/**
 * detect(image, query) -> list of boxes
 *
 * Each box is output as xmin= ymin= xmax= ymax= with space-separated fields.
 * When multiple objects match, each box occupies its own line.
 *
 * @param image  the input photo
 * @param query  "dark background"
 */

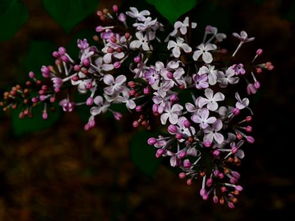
xmin=0 ymin=0 xmax=294 ymax=220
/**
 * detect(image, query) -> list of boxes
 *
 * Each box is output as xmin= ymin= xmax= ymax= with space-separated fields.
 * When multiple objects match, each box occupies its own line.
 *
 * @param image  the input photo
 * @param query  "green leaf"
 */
xmin=42 ymin=0 xmax=100 ymax=32
xmin=11 ymin=105 xmax=61 ymax=136
xmin=22 ymin=41 xmax=56 ymax=78
xmin=286 ymin=1 xmax=295 ymax=22
xmin=0 ymin=0 xmax=28 ymax=41
xmin=130 ymin=130 xmax=161 ymax=177
xmin=146 ymin=0 xmax=197 ymax=23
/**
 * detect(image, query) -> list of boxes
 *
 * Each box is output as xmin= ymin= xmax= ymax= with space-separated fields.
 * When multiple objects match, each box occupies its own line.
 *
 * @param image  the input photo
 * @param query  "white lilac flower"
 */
xmin=130 ymin=32 xmax=150 ymax=51
xmin=232 ymin=31 xmax=255 ymax=43
xmin=205 ymin=25 xmax=227 ymax=42
xmin=133 ymin=17 xmax=158 ymax=31
xmin=170 ymin=17 xmax=197 ymax=36
xmin=198 ymin=88 xmax=225 ymax=111
xmin=217 ymin=67 xmax=239 ymax=87
xmin=94 ymin=57 xmax=114 ymax=72
xmin=126 ymin=7 xmax=150 ymax=21
xmin=152 ymin=90 xmax=168 ymax=114
xmin=160 ymin=103 xmax=183 ymax=125
xmin=90 ymin=96 xmax=110 ymax=116
xmin=204 ymin=119 xmax=224 ymax=144
xmin=193 ymin=43 xmax=217 ymax=63
xmin=235 ymin=92 xmax=249 ymax=110
xmin=116 ymin=89 xmax=136 ymax=109
xmin=197 ymin=65 xmax=218 ymax=85
xmin=71 ymin=72 xmax=95 ymax=94
xmin=103 ymin=74 xmax=126 ymax=95
xmin=191 ymin=108 xmax=216 ymax=129
xmin=169 ymin=116 xmax=196 ymax=137
xmin=167 ymin=37 xmax=192 ymax=58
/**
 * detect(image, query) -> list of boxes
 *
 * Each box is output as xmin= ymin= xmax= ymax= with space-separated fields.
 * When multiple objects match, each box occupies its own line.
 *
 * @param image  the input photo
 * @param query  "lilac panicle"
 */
xmin=0 ymin=5 xmax=274 ymax=208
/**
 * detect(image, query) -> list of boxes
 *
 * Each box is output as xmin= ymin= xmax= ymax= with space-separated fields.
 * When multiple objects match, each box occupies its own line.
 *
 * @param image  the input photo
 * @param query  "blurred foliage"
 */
xmin=0 ymin=0 xmax=28 ymax=41
xmin=0 ymin=0 xmax=294 ymax=220
xmin=146 ymin=0 xmax=198 ymax=23
xmin=42 ymin=0 xmax=100 ymax=32
xmin=130 ymin=131 xmax=161 ymax=177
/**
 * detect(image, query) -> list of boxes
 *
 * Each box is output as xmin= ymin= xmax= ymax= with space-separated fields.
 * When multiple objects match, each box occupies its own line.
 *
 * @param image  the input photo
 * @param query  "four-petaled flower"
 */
xmin=126 ymin=7 xmax=150 ymax=21
xmin=160 ymin=104 xmax=183 ymax=125
xmin=90 ymin=96 xmax=110 ymax=116
xmin=103 ymin=74 xmax=126 ymax=95
xmin=235 ymin=92 xmax=249 ymax=110
xmin=204 ymin=119 xmax=224 ymax=144
xmin=168 ymin=37 xmax=192 ymax=58
xmin=233 ymin=31 xmax=255 ymax=43
xmin=191 ymin=108 xmax=216 ymax=129
xmin=193 ymin=43 xmax=217 ymax=63
xmin=198 ymin=88 xmax=225 ymax=111
xmin=130 ymin=32 xmax=150 ymax=51
xmin=170 ymin=17 xmax=197 ymax=36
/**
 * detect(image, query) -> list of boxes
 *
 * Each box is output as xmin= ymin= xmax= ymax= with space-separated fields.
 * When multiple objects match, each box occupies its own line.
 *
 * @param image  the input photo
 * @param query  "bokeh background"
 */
xmin=0 ymin=0 xmax=294 ymax=220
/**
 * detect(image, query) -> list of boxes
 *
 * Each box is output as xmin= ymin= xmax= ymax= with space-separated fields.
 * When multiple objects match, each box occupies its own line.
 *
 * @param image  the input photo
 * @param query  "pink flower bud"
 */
xmin=245 ymin=126 xmax=252 ymax=132
xmin=232 ymin=108 xmax=240 ymax=115
xmin=167 ymin=71 xmax=173 ymax=79
xmin=147 ymin=137 xmax=157 ymax=145
xmin=235 ymin=185 xmax=243 ymax=191
xmin=183 ymin=120 xmax=191 ymax=128
xmin=86 ymin=97 xmax=94 ymax=106
xmin=206 ymin=178 xmax=213 ymax=187
xmin=169 ymin=94 xmax=178 ymax=103
xmin=246 ymin=136 xmax=255 ymax=143
xmin=203 ymin=141 xmax=212 ymax=147
xmin=168 ymin=124 xmax=177 ymax=134
xmin=228 ymin=202 xmax=235 ymax=209
xmin=155 ymin=148 xmax=165 ymax=158
xmin=143 ymin=87 xmax=150 ymax=94
xmin=183 ymin=159 xmax=191 ymax=168
xmin=200 ymin=188 xmax=206 ymax=197
xmin=175 ymin=133 xmax=183 ymax=140
xmin=186 ymin=179 xmax=193 ymax=185
xmin=178 ymin=172 xmax=186 ymax=179
xmin=74 ymin=65 xmax=80 ymax=71
xmin=132 ymin=121 xmax=139 ymax=128
xmin=213 ymin=196 xmax=219 ymax=204
xmin=96 ymin=26 xmax=104 ymax=32
xmin=256 ymin=48 xmax=263 ymax=55
xmin=28 ymin=71 xmax=35 ymax=79
xmin=114 ymin=61 xmax=121 ymax=69
xmin=42 ymin=111 xmax=48 ymax=120
xmin=112 ymin=4 xmax=119 ymax=12
xmin=133 ymin=56 xmax=141 ymax=63
xmin=254 ymin=81 xmax=260 ymax=89
xmin=118 ymin=13 xmax=126 ymax=22
xmin=135 ymin=105 xmax=142 ymax=112
xmin=213 ymin=150 xmax=220 ymax=157
xmin=178 ymin=150 xmax=187 ymax=159
xmin=113 ymin=112 xmax=122 ymax=120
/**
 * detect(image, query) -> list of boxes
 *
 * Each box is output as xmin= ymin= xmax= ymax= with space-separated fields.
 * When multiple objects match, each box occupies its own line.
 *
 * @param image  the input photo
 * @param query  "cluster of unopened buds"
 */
xmin=0 ymin=6 xmax=274 ymax=208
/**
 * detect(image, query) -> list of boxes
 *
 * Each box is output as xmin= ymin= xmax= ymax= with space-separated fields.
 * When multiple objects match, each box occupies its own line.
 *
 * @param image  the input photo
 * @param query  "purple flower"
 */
xmin=231 ymin=64 xmax=246 ymax=75
xmin=193 ymin=74 xmax=209 ymax=89
xmin=59 ymin=98 xmax=75 ymax=112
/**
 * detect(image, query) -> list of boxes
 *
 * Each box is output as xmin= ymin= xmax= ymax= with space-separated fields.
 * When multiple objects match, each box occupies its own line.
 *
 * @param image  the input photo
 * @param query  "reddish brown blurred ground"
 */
xmin=0 ymin=0 xmax=294 ymax=220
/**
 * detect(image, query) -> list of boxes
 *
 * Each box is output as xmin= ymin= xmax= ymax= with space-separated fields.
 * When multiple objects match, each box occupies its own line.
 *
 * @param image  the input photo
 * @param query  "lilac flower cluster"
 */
xmin=0 ymin=5 xmax=274 ymax=208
